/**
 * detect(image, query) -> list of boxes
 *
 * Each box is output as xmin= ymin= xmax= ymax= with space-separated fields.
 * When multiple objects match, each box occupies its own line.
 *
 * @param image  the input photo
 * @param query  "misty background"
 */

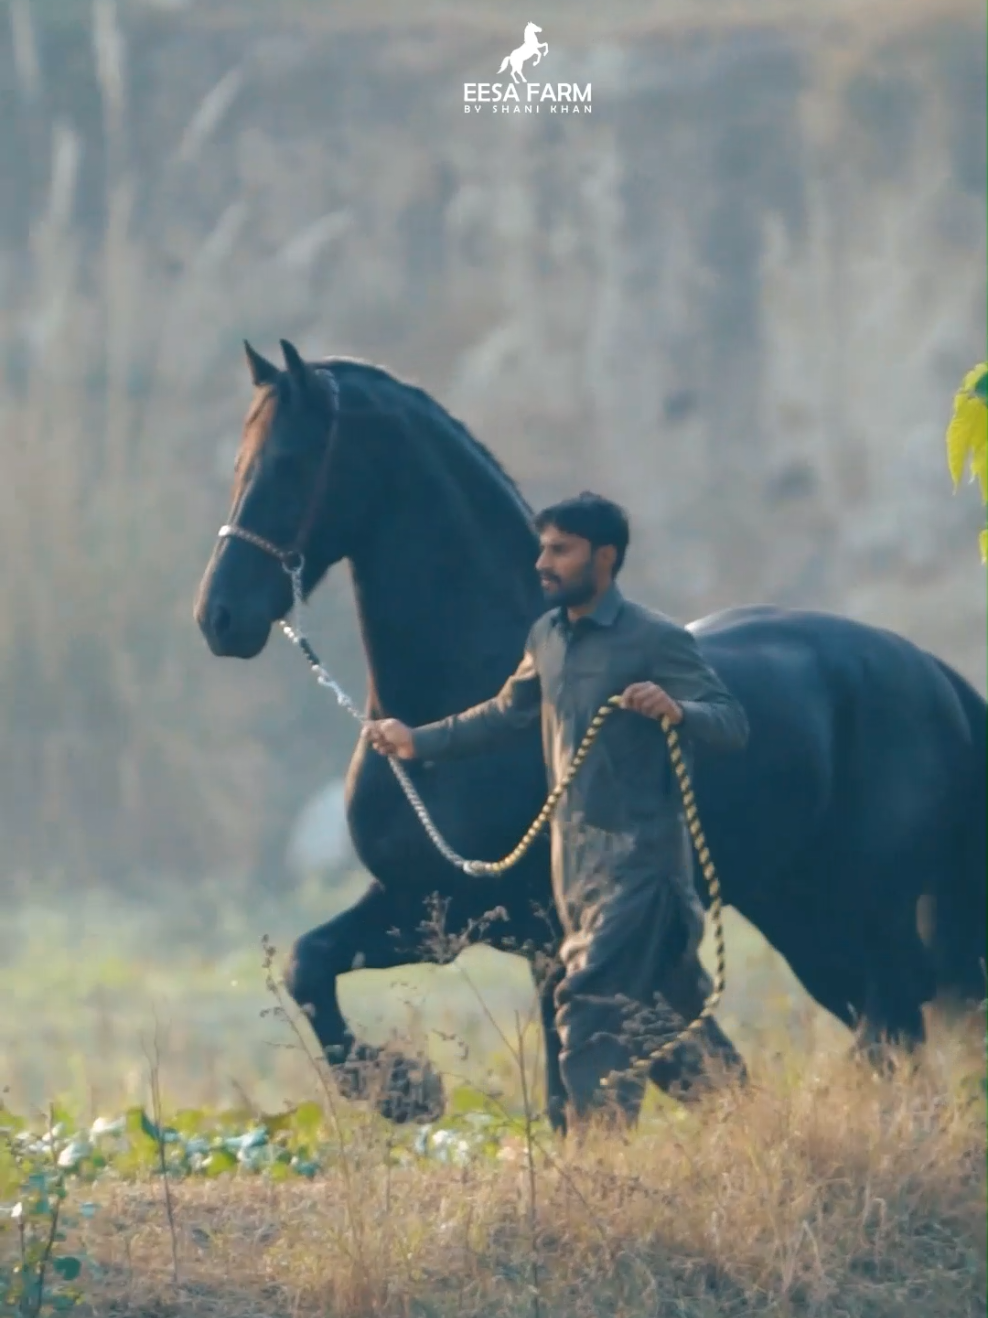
xmin=0 ymin=0 xmax=984 ymax=1108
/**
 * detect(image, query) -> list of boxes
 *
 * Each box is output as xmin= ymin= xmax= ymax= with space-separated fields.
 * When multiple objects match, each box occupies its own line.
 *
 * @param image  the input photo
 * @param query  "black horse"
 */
xmin=194 ymin=341 xmax=987 ymax=1131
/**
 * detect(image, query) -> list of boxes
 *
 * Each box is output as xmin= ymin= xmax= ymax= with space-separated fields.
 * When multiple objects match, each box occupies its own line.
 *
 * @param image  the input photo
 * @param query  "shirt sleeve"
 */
xmin=650 ymin=622 xmax=749 ymax=751
xmin=411 ymin=634 xmax=542 ymax=761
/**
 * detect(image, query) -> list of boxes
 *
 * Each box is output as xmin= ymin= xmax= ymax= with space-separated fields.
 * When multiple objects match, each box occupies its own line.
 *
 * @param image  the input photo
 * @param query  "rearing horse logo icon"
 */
xmin=497 ymin=22 xmax=549 ymax=85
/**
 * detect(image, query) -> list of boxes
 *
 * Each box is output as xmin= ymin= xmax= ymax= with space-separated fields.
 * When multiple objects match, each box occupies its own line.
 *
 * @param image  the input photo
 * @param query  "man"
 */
xmin=363 ymin=492 xmax=749 ymax=1127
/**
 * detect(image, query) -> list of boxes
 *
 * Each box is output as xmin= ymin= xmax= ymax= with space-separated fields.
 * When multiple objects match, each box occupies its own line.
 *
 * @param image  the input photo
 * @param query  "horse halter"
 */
xmin=216 ymin=366 xmax=341 ymax=581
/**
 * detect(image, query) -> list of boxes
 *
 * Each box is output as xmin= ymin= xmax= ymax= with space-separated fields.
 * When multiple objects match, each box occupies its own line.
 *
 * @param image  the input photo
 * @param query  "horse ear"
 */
xmin=280 ymin=338 xmax=335 ymax=412
xmin=244 ymin=340 xmax=280 ymax=387
xmin=280 ymin=338 xmax=310 ymax=388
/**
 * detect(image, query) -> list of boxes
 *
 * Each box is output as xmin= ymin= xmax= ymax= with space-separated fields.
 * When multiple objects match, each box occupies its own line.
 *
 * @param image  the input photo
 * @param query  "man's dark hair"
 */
xmin=533 ymin=491 xmax=631 ymax=575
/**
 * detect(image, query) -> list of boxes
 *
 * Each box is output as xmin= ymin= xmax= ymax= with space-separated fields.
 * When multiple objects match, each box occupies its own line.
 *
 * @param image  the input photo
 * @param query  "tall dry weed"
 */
xmin=76 ymin=1040 xmax=986 ymax=1317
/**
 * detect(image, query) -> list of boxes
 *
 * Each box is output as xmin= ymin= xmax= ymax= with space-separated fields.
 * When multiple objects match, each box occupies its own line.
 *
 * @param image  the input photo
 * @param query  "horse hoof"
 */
xmin=333 ymin=1043 xmax=446 ymax=1122
xmin=375 ymin=1055 xmax=446 ymax=1124
xmin=848 ymin=1035 xmax=909 ymax=1078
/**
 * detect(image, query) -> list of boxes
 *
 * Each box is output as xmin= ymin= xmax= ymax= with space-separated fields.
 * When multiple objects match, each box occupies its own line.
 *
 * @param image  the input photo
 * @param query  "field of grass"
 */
xmin=1 ymin=876 xmax=984 ymax=1316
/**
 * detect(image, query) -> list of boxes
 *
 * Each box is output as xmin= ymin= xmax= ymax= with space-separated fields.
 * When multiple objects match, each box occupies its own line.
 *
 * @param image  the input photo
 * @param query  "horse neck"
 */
xmin=348 ymin=464 xmax=541 ymax=727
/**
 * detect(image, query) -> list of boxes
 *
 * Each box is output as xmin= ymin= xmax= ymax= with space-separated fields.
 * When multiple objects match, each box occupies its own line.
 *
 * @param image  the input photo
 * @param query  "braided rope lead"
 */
xmin=280 ymin=610 xmax=726 ymax=1076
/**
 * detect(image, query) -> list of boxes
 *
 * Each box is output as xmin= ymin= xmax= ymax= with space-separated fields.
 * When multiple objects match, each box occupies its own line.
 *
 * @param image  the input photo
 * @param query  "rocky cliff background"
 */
xmin=0 ymin=0 xmax=984 ymax=894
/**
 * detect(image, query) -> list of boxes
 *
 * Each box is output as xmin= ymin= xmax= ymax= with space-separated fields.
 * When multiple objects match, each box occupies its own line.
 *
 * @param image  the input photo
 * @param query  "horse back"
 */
xmin=690 ymin=605 xmax=982 ymax=891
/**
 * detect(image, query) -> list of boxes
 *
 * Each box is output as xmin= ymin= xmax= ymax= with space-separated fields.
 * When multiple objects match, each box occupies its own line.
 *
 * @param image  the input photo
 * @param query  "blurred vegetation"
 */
xmin=1 ymin=0 xmax=372 ymax=889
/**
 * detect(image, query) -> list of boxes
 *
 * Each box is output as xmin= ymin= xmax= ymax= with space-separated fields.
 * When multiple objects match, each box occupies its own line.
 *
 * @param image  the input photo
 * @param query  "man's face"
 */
xmin=535 ymin=526 xmax=597 ymax=608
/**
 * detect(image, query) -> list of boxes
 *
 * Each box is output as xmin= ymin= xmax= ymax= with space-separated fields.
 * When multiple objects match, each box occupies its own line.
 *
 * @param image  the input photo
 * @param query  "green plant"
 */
xmin=0 ymin=1107 xmax=87 ymax=1316
xmin=945 ymin=362 xmax=988 ymax=563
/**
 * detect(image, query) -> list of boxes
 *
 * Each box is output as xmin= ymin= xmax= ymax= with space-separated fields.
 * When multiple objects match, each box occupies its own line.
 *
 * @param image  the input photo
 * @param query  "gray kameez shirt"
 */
xmin=411 ymin=584 xmax=749 ymax=935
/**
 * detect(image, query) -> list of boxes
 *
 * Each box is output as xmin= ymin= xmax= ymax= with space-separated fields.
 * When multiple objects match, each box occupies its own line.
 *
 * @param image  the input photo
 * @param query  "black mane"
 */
xmin=316 ymin=355 xmax=534 ymax=520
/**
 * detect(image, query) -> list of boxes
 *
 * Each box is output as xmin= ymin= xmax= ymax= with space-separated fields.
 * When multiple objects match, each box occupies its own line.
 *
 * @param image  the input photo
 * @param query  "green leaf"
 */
xmin=203 ymin=1149 xmax=238 ymax=1177
xmin=214 ymin=1107 xmax=255 ymax=1132
xmin=290 ymin=1102 xmax=324 ymax=1139
xmin=140 ymin=1112 xmax=163 ymax=1144
xmin=125 ymin=1108 xmax=154 ymax=1142
xmin=260 ymin=1109 xmax=297 ymax=1135
xmin=172 ymin=1109 xmax=208 ymax=1138
xmin=448 ymin=1086 xmax=497 ymax=1117
xmin=53 ymin=1256 xmax=82 ymax=1281
xmin=112 ymin=1147 xmax=157 ymax=1178
xmin=49 ymin=1102 xmax=76 ymax=1131
xmin=0 ymin=1155 xmax=22 ymax=1199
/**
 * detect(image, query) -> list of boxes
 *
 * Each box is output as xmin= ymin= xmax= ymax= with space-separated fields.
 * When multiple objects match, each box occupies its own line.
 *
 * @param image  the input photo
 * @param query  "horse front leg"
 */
xmin=283 ymin=880 xmax=445 ymax=1123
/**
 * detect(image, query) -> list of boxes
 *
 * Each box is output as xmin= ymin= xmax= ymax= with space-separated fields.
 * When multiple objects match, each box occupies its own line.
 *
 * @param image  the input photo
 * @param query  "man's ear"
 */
xmin=595 ymin=543 xmax=617 ymax=577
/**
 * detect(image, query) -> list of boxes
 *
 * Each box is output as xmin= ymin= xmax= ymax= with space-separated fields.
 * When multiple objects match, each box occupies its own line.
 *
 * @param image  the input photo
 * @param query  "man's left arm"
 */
xmin=649 ymin=622 xmax=749 ymax=750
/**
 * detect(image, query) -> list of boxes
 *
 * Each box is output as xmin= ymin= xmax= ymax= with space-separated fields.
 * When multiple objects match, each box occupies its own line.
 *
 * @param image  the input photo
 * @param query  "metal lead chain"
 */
xmin=279 ymin=561 xmax=485 ymax=874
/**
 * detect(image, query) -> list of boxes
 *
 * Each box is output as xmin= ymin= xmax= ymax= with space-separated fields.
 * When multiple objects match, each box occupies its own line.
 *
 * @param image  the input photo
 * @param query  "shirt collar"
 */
xmin=553 ymin=582 xmax=625 ymax=631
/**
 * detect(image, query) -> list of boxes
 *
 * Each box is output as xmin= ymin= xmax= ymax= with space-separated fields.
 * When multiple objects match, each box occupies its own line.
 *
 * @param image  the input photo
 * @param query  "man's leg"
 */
xmin=650 ymin=952 xmax=748 ymax=1098
xmin=554 ymin=870 xmax=676 ymax=1129
xmin=646 ymin=854 xmax=748 ymax=1098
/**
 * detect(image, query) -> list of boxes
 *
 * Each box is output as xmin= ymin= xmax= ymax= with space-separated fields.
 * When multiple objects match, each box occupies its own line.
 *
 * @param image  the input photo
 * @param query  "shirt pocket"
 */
xmin=566 ymin=647 xmax=634 ymax=703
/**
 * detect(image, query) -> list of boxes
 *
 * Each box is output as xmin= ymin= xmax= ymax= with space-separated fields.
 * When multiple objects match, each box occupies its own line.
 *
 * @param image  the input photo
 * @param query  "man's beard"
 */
xmin=540 ymin=564 xmax=595 ymax=609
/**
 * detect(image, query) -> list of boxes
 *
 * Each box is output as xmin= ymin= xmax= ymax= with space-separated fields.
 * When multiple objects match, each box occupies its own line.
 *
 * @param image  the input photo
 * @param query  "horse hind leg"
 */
xmin=850 ymin=900 xmax=935 ymax=1070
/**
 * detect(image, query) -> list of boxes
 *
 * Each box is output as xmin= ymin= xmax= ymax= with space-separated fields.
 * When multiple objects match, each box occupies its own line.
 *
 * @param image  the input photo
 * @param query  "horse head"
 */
xmin=194 ymin=339 xmax=370 ymax=659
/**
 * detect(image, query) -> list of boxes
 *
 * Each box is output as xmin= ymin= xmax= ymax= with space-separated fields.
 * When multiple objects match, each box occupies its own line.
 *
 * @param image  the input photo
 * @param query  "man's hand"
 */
xmin=362 ymin=718 xmax=416 ymax=759
xmin=621 ymin=682 xmax=683 ymax=725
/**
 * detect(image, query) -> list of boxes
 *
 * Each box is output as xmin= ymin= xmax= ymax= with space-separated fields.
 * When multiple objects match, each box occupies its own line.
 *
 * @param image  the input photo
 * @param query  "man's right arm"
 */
xmin=410 ymin=641 xmax=542 ymax=761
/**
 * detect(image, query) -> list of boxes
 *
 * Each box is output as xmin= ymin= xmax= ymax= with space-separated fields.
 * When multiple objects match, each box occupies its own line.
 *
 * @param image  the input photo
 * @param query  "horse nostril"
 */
xmin=210 ymin=602 xmax=232 ymax=638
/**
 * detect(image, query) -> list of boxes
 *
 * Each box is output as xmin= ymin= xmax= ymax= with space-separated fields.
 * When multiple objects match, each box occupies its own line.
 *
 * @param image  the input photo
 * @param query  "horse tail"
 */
xmin=497 ymin=55 xmax=510 ymax=73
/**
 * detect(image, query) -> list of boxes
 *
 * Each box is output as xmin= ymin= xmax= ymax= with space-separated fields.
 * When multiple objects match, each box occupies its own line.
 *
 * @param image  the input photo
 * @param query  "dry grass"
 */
xmin=2 ymin=894 xmax=983 ymax=1315
xmin=65 ymin=1039 xmax=986 ymax=1318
